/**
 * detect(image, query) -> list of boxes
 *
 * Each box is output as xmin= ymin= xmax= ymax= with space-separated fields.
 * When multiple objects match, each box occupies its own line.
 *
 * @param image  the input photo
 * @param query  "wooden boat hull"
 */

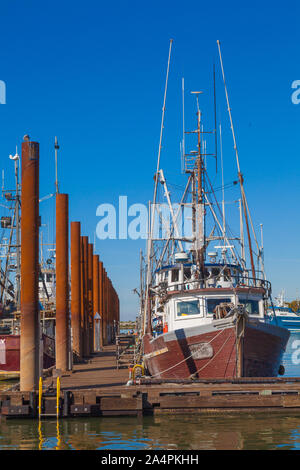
xmin=143 ymin=317 xmax=290 ymax=379
xmin=0 ymin=334 xmax=55 ymax=372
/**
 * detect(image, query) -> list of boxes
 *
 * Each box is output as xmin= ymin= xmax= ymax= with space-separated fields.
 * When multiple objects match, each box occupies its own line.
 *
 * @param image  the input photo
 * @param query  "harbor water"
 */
xmin=0 ymin=413 xmax=300 ymax=450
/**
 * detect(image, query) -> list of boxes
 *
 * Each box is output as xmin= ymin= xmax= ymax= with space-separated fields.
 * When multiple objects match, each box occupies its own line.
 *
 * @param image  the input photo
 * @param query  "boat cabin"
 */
xmin=155 ymin=262 xmax=243 ymax=291
xmin=152 ymin=262 xmax=265 ymax=337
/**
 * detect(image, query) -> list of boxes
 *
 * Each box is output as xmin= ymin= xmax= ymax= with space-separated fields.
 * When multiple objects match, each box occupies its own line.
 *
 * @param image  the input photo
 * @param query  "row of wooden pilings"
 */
xmin=20 ymin=138 xmax=119 ymax=391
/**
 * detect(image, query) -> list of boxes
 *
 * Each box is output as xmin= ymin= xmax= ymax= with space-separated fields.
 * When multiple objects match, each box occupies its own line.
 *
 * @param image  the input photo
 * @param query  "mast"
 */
xmin=185 ymin=92 xmax=206 ymax=283
xmin=219 ymin=123 xmax=226 ymax=244
xmin=217 ymin=40 xmax=256 ymax=281
xmin=0 ymin=149 xmax=21 ymax=308
xmin=239 ymin=198 xmax=246 ymax=268
xmin=182 ymin=77 xmax=185 ymax=173
xmin=14 ymin=149 xmax=21 ymax=310
xmin=143 ymin=39 xmax=173 ymax=335
xmin=195 ymin=93 xmax=205 ymax=282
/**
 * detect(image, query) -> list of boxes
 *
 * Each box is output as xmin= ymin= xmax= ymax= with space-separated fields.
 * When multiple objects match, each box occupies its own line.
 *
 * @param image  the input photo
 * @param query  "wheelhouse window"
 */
xmin=177 ymin=300 xmax=200 ymax=317
xmin=223 ymin=268 xmax=231 ymax=281
xmin=171 ymin=269 xmax=179 ymax=283
xmin=204 ymin=269 xmax=210 ymax=278
xmin=207 ymin=298 xmax=231 ymax=315
xmin=184 ymin=267 xmax=191 ymax=280
xmin=160 ymin=271 xmax=168 ymax=282
xmin=239 ymin=299 xmax=260 ymax=315
xmin=212 ymin=268 xmax=220 ymax=277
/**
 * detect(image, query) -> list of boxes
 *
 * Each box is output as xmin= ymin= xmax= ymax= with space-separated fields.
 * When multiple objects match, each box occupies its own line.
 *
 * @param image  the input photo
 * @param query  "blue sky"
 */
xmin=0 ymin=0 xmax=300 ymax=318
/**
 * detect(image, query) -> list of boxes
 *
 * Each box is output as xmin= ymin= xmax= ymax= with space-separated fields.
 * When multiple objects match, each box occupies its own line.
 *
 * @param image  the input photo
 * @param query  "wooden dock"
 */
xmin=48 ymin=345 xmax=130 ymax=391
xmin=2 ymin=343 xmax=300 ymax=419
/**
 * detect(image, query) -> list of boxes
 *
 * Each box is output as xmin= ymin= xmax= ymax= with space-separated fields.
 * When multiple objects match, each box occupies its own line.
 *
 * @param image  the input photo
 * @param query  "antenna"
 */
xmin=55 ymin=136 xmax=59 ymax=194
xmin=219 ymin=123 xmax=225 ymax=240
xmin=191 ymin=91 xmax=203 ymax=114
xmin=259 ymin=223 xmax=266 ymax=280
xmin=182 ymin=77 xmax=185 ymax=172
xmin=213 ymin=63 xmax=218 ymax=173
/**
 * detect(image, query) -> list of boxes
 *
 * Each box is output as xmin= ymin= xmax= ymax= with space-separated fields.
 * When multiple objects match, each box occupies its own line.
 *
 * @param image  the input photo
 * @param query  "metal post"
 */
xmin=82 ymin=236 xmax=89 ymax=357
xmin=71 ymin=222 xmax=81 ymax=360
xmin=99 ymin=260 xmax=104 ymax=350
xmin=108 ymin=278 xmax=112 ymax=344
xmin=103 ymin=270 xmax=108 ymax=345
xmin=93 ymin=254 xmax=99 ymax=351
xmin=20 ymin=139 xmax=40 ymax=392
xmin=80 ymin=237 xmax=85 ymax=356
xmin=55 ymin=193 xmax=69 ymax=371
xmin=88 ymin=243 xmax=94 ymax=355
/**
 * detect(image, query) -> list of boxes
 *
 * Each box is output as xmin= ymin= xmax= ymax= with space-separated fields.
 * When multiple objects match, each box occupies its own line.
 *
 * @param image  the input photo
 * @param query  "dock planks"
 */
xmin=2 ymin=344 xmax=300 ymax=418
xmin=46 ymin=345 xmax=130 ymax=391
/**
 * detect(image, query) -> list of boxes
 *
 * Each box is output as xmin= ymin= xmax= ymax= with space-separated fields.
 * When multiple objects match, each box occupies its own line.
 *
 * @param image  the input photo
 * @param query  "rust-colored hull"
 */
xmin=143 ymin=319 xmax=290 ymax=379
xmin=0 ymin=334 xmax=55 ymax=372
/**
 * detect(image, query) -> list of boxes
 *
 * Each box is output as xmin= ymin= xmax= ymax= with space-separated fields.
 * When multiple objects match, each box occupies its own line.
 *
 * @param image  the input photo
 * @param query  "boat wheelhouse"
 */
xmin=152 ymin=261 xmax=267 ymax=337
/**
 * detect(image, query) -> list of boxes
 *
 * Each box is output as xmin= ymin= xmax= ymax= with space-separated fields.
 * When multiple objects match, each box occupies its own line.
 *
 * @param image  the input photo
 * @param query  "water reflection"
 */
xmin=0 ymin=413 xmax=300 ymax=450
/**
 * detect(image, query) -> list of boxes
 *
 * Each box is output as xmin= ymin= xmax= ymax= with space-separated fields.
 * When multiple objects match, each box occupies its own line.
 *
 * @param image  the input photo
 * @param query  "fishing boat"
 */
xmin=139 ymin=41 xmax=290 ymax=380
xmin=265 ymin=290 xmax=300 ymax=377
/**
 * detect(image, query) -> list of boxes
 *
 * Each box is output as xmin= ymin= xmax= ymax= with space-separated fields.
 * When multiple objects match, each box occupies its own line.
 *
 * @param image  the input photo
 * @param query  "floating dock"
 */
xmin=1 ymin=343 xmax=300 ymax=419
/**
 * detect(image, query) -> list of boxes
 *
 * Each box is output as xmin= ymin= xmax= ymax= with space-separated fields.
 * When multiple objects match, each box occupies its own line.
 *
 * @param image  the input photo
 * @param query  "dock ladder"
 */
xmin=38 ymin=376 xmax=61 ymax=419
xmin=115 ymin=334 xmax=136 ymax=369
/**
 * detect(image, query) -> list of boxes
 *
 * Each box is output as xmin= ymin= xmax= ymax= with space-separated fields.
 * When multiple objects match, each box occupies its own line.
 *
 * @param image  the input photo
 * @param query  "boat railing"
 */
xmin=161 ymin=275 xmax=271 ymax=295
xmin=0 ymin=317 xmax=18 ymax=335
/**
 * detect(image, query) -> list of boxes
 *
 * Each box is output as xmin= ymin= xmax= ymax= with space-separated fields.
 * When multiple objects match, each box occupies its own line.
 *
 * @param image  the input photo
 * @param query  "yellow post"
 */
xmin=56 ymin=376 xmax=61 ymax=419
xmin=38 ymin=420 xmax=43 ymax=450
xmin=38 ymin=376 xmax=43 ymax=419
xmin=132 ymin=364 xmax=145 ymax=380
xmin=56 ymin=419 xmax=61 ymax=450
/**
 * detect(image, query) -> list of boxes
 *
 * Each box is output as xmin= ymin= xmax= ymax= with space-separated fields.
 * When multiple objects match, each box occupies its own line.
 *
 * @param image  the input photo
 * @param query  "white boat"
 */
xmin=266 ymin=290 xmax=300 ymax=377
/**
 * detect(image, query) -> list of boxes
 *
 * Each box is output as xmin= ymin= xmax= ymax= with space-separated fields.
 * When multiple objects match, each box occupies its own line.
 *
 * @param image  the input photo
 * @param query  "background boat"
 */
xmin=266 ymin=290 xmax=300 ymax=377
